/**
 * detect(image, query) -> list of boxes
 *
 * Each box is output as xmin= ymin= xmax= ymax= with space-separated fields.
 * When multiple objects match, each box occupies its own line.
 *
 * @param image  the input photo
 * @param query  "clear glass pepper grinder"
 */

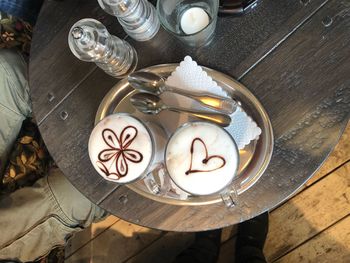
xmin=97 ymin=0 xmax=160 ymax=41
xmin=68 ymin=18 xmax=138 ymax=78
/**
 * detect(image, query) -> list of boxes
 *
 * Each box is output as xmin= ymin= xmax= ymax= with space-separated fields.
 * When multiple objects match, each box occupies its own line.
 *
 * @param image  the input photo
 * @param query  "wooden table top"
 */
xmin=29 ymin=0 xmax=350 ymax=231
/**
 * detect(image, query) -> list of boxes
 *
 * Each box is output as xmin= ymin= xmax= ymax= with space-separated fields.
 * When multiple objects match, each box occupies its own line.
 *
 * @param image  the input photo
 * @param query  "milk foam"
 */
xmin=89 ymin=114 xmax=153 ymax=183
xmin=166 ymin=122 xmax=239 ymax=195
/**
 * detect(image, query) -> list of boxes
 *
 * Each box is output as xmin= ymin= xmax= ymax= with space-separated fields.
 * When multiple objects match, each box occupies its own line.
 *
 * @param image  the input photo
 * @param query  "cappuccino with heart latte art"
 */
xmin=165 ymin=122 xmax=239 ymax=196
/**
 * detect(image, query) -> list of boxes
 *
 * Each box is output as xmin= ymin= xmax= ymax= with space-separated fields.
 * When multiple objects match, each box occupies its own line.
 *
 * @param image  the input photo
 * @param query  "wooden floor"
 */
xmin=65 ymin=122 xmax=350 ymax=263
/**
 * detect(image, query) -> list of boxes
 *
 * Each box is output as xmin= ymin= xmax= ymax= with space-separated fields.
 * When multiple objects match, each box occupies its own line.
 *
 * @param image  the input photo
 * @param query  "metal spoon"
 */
xmin=128 ymin=71 xmax=238 ymax=114
xmin=130 ymin=93 xmax=231 ymax=127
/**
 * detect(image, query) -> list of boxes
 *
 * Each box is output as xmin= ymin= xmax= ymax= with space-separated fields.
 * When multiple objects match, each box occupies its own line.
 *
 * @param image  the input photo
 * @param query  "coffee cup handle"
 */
xmin=144 ymin=164 xmax=169 ymax=195
xmin=221 ymin=185 xmax=239 ymax=208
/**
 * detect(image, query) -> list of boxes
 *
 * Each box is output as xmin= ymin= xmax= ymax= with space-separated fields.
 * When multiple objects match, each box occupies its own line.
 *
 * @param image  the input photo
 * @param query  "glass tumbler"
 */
xmin=89 ymin=113 xmax=168 ymax=194
xmin=165 ymin=122 xmax=240 ymax=207
xmin=157 ymin=0 xmax=219 ymax=47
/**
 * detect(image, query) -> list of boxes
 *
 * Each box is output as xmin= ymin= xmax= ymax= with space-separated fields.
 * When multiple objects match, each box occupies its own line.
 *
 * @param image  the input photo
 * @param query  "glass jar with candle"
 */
xmin=157 ymin=0 xmax=219 ymax=47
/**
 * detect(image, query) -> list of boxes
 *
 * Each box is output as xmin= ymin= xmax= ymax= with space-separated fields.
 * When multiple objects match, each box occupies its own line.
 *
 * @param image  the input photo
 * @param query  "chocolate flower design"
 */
xmin=97 ymin=126 xmax=143 ymax=179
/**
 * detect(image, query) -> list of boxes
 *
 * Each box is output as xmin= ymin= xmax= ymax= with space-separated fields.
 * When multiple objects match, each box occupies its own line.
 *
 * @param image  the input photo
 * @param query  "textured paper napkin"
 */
xmin=164 ymin=56 xmax=261 ymax=150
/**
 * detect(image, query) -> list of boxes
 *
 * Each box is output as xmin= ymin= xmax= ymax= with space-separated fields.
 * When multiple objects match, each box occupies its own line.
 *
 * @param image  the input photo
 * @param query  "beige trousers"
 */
xmin=0 ymin=49 xmax=106 ymax=262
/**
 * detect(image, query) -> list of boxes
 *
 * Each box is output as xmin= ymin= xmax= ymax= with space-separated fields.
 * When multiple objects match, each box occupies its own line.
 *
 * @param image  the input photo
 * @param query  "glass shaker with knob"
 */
xmin=97 ymin=0 xmax=160 ymax=41
xmin=68 ymin=18 xmax=138 ymax=78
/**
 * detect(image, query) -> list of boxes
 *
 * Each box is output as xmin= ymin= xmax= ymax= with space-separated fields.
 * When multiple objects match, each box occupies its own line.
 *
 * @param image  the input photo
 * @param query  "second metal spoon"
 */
xmin=130 ymin=93 xmax=231 ymax=127
xmin=128 ymin=71 xmax=238 ymax=114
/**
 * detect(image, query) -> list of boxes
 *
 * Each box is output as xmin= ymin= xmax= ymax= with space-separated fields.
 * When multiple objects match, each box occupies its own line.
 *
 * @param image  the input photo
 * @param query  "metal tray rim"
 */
xmin=95 ymin=63 xmax=274 ymax=206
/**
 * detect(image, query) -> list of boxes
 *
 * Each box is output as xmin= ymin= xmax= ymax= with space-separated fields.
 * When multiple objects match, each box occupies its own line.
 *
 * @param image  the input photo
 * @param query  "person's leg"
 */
xmin=235 ymin=212 xmax=269 ymax=263
xmin=0 ymin=48 xmax=31 ymax=175
xmin=173 ymin=213 xmax=268 ymax=263
xmin=0 ymin=168 xmax=107 ymax=262
xmin=172 ymin=229 xmax=222 ymax=263
xmin=0 ymin=48 xmax=107 ymax=261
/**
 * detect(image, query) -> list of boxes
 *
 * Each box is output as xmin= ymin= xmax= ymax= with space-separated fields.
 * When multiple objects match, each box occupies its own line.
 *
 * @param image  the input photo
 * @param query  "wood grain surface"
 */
xmin=65 ymin=219 xmax=162 ymax=263
xmin=65 ymin=215 xmax=120 ymax=258
xmin=29 ymin=0 xmax=126 ymax=123
xmin=306 ymin=122 xmax=350 ymax=186
xmin=29 ymin=0 xmax=350 ymax=231
xmin=264 ymin=162 xmax=350 ymax=261
xmin=275 ymin=216 xmax=350 ymax=263
xmin=124 ymin=232 xmax=194 ymax=263
xmin=38 ymin=69 xmax=121 ymax=201
xmin=64 ymin=127 xmax=350 ymax=262
xmin=97 ymin=0 xmax=350 ymax=230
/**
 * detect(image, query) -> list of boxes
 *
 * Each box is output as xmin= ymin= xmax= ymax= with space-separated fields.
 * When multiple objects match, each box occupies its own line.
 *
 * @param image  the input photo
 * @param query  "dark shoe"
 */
xmin=235 ymin=212 xmax=269 ymax=263
xmin=173 ymin=229 xmax=222 ymax=263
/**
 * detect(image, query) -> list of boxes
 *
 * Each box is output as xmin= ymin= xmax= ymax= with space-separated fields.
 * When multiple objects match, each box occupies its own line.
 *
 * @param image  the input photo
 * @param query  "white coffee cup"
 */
xmin=88 ymin=113 xmax=167 ymax=194
xmin=165 ymin=122 xmax=240 ymax=206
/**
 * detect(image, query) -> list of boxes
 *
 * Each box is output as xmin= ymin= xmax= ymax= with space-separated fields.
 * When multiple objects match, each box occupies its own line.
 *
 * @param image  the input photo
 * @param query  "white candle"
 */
xmin=180 ymin=7 xmax=210 ymax=35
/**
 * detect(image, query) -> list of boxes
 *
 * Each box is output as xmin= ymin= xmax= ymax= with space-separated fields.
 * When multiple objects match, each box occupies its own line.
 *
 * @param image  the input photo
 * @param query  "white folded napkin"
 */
xmin=163 ymin=56 xmax=261 ymax=150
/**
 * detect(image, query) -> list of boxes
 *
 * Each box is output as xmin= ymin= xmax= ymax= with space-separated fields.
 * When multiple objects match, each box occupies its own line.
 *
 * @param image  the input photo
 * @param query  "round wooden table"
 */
xmin=29 ymin=0 xmax=350 ymax=231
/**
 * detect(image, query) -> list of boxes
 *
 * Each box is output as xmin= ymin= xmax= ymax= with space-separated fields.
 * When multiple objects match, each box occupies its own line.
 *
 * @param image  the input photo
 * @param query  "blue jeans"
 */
xmin=0 ymin=49 xmax=107 ymax=262
xmin=0 ymin=0 xmax=43 ymax=23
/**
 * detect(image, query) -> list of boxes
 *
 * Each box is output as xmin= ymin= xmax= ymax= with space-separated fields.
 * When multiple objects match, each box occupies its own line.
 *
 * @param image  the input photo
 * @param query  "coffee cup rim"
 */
xmin=88 ymin=113 xmax=156 ymax=184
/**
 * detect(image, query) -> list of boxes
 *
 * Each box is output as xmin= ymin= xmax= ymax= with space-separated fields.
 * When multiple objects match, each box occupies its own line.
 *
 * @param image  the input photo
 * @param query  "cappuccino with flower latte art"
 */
xmin=89 ymin=114 xmax=161 ymax=183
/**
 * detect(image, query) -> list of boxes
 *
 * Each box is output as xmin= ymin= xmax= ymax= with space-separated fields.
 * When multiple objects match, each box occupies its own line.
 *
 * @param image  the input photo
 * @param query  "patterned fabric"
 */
xmin=0 ymin=0 xmax=43 ymax=24
xmin=0 ymin=12 xmax=33 ymax=56
xmin=1 ymin=119 xmax=53 ymax=194
xmin=0 ymin=3 xmax=68 ymax=262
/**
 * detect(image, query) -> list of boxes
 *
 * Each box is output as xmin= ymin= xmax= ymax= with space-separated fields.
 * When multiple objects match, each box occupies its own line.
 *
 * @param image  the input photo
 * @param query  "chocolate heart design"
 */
xmin=185 ymin=138 xmax=226 ymax=175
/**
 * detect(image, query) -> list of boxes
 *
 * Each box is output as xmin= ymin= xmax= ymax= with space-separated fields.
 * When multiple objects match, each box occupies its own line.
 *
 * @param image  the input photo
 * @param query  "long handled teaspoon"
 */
xmin=130 ymin=93 xmax=231 ymax=127
xmin=128 ymin=71 xmax=238 ymax=114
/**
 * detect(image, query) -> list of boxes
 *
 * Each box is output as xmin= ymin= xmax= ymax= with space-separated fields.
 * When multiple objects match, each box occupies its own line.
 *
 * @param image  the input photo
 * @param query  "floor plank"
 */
xmin=65 ymin=219 xmax=163 ymax=263
xmin=125 ymin=232 xmax=194 ymax=263
xmin=217 ymin=237 xmax=237 ymax=263
xmin=65 ymin=215 xmax=120 ymax=257
xmin=124 ymin=225 xmax=238 ymax=263
xmin=66 ymin=122 xmax=349 ymax=262
xmin=221 ymin=225 xmax=238 ymax=243
xmin=275 ymin=216 xmax=350 ymax=263
xmin=306 ymin=122 xmax=350 ymax=186
xmin=66 ymin=125 xmax=349 ymax=262
xmin=264 ymin=162 xmax=350 ymax=262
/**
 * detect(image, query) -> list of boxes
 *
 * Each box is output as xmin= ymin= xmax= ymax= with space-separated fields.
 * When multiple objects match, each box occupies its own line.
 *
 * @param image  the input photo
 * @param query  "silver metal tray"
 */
xmin=95 ymin=64 xmax=273 ymax=205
